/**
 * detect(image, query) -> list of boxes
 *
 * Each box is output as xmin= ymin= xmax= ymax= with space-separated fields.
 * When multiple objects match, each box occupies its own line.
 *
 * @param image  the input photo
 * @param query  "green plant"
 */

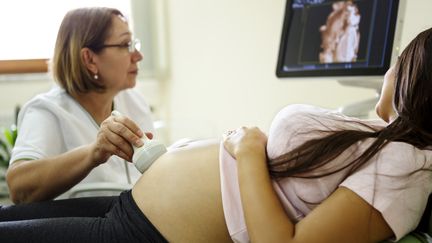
xmin=0 ymin=124 xmax=17 ymax=168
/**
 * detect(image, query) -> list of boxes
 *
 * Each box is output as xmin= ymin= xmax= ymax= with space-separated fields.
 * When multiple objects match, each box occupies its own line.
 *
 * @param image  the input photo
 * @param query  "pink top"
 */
xmin=219 ymin=104 xmax=432 ymax=242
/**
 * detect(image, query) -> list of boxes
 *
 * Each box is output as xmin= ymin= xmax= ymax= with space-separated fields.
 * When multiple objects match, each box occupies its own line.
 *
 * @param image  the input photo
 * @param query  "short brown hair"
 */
xmin=52 ymin=7 xmax=123 ymax=96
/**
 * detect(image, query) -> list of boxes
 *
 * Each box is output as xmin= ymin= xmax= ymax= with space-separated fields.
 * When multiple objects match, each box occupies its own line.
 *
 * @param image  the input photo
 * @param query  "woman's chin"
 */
xmin=126 ymin=78 xmax=137 ymax=89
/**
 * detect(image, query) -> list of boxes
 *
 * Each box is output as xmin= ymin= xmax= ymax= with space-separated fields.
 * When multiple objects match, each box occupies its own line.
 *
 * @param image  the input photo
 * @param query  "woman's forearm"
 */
xmin=237 ymin=147 xmax=295 ymax=243
xmin=6 ymin=144 xmax=97 ymax=203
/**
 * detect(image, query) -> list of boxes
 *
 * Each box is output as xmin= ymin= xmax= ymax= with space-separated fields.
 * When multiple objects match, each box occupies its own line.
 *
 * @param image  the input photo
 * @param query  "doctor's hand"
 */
xmin=223 ymin=127 xmax=267 ymax=160
xmin=90 ymin=114 xmax=153 ymax=165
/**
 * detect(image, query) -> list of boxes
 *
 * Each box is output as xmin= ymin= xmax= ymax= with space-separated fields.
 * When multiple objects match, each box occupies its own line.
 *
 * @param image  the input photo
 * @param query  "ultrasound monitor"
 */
xmin=276 ymin=0 xmax=403 ymax=78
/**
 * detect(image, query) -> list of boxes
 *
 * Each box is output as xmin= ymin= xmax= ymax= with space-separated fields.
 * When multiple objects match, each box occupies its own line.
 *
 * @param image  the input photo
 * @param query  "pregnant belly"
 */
xmin=131 ymin=139 xmax=231 ymax=242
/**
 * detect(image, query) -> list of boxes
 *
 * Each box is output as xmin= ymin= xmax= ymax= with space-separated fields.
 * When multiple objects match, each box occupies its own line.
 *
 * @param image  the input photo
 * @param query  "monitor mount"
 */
xmin=337 ymin=79 xmax=382 ymax=118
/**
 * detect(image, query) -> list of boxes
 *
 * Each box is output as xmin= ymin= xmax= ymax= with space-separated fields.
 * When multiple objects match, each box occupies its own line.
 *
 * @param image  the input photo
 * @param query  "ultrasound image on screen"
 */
xmin=276 ymin=0 xmax=400 ymax=77
xmin=319 ymin=1 xmax=361 ymax=63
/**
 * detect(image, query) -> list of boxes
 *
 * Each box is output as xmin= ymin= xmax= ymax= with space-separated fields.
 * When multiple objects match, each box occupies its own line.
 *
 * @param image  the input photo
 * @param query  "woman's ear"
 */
xmin=81 ymin=48 xmax=98 ymax=75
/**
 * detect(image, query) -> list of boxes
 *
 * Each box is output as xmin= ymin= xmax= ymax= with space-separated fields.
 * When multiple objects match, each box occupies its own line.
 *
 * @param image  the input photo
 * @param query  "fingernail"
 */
xmin=137 ymin=130 xmax=143 ymax=137
xmin=135 ymin=139 xmax=144 ymax=147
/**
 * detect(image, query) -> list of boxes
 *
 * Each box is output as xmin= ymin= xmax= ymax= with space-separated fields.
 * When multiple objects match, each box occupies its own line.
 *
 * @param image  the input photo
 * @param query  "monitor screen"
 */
xmin=276 ymin=0 xmax=401 ymax=78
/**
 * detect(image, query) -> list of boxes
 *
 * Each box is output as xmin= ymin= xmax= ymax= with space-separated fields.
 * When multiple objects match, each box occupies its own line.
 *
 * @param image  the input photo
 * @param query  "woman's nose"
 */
xmin=132 ymin=50 xmax=143 ymax=63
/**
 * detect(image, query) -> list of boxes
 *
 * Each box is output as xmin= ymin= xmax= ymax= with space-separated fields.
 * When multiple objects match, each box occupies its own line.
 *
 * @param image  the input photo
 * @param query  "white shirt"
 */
xmin=10 ymin=85 xmax=155 ymax=198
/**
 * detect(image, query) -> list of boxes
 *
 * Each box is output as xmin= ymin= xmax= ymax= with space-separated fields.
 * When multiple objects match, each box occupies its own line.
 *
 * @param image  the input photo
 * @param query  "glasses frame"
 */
xmin=98 ymin=38 xmax=141 ymax=53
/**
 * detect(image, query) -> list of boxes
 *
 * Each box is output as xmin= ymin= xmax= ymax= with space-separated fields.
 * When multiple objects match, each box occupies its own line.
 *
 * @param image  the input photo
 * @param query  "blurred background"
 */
xmin=0 ymin=0 xmax=431 ymax=146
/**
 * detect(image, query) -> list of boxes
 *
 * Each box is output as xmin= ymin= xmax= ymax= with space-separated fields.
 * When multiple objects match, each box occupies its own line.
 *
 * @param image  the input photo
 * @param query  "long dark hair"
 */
xmin=269 ymin=28 xmax=432 ymax=179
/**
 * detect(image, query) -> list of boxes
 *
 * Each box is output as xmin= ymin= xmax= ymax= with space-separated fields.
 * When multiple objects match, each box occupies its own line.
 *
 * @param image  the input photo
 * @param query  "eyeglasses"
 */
xmin=99 ymin=38 xmax=141 ymax=53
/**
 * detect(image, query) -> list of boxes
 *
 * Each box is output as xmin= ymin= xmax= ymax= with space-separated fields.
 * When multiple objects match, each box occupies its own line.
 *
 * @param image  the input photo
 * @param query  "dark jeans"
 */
xmin=0 ymin=190 xmax=168 ymax=243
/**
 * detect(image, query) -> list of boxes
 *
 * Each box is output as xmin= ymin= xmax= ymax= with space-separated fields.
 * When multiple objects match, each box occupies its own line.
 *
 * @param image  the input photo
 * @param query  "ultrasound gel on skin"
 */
xmin=111 ymin=111 xmax=167 ymax=173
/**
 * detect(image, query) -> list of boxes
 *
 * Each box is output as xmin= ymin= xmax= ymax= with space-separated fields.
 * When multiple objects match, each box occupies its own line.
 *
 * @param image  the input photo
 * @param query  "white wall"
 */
xmin=161 ymin=0 xmax=432 ymax=143
xmin=399 ymin=0 xmax=432 ymax=48
xmin=0 ymin=0 xmax=432 ymax=145
xmin=0 ymin=75 xmax=53 ymax=125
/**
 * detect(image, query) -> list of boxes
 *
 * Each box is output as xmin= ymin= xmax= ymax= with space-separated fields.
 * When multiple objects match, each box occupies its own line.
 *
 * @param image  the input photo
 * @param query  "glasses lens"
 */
xmin=129 ymin=38 xmax=141 ymax=53
xmin=134 ymin=39 xmax=141 ymax=52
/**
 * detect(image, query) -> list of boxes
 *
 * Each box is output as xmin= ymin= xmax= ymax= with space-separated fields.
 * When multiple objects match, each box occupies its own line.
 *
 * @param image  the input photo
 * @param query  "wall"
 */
xmin=0 ymin=75 xmax=53 ymax=125
xmin=0 ymin=0 xmax=432 ymax=145
xmin=161 ymin=0 xmax=432 ymax=143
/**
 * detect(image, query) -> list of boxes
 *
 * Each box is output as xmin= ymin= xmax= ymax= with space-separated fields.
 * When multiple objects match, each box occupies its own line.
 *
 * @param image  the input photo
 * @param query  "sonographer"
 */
xmin=6 ymin=7 xmax=154 ymax=204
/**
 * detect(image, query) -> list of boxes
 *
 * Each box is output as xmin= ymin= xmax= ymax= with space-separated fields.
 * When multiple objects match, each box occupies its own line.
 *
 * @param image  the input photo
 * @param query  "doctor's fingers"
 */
xmin=101 ymin=117 xmax=144 ymax=147
xmin=97 ymin=130 xmax=134 ymax=162
xmin=109 ymin=114 xmax=144 ymax=139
